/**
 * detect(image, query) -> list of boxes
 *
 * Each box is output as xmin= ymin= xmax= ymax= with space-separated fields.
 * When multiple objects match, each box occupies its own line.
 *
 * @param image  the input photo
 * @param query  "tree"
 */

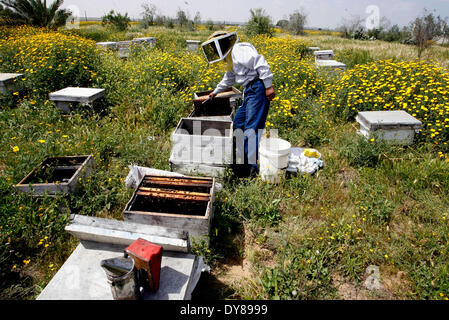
xmin=411 ymin=10 xmax=445 ymax=58
xmin=176 ymin=9 xmax=188 ymax=28
xmin=245 ymin=8 xmax=273 ymax=37
xmin=0 ymin=0 xmax=71 ymax=27
xmin=102 ymin=10 xmax=130 ymax=31
xmin=194 ymin=11 xmax=201 ymax=25
xmin=276 ymin=19 xmax=289 ymax=30
xmin=206 ymin=19 xmax=214 ymax=30
xmin=338 ymin=14 xmax=365 ymax=39
xmin=141 ymin=1 xmax=157 ymax=28
xmin=287 ymin=10 xmax=307 ymax=35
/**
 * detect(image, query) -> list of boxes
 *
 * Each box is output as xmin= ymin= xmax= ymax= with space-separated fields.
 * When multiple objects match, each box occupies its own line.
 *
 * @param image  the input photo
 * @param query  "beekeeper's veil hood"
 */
xmin=201 ymin=31 xmax=239 ymax=64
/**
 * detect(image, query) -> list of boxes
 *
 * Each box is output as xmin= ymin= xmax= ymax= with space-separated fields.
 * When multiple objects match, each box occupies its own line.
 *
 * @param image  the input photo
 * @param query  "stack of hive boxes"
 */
xmin=170 ymin=87 xmax=242 ymax=177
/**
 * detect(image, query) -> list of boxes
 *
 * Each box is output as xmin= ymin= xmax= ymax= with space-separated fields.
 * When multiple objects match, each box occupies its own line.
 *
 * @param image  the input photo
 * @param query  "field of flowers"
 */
xmin=1 ymin=25 xmax=449 ymax=300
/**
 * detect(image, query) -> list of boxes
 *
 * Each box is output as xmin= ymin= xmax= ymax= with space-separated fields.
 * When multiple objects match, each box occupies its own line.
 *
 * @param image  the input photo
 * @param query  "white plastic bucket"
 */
xmin=259 ymin=138 xmax=291 ymax=183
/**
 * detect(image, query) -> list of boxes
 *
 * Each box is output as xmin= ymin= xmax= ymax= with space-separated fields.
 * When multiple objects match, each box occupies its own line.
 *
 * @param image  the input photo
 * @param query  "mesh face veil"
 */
xmin=201 ymin=32 xmax=239 ymax=64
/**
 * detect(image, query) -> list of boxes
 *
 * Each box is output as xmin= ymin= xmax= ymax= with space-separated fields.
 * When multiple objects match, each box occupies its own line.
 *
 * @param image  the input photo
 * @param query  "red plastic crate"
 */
xmin=125 ymin=238 xmax=163 ymax=292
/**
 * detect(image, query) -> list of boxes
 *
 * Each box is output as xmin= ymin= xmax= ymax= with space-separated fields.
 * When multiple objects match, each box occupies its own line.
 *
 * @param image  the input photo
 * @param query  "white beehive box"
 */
xmin=117 ymin=41 xmax=132 ymax=58
xmin=308 ymin=47 xmax=320 ymax=53
xmin=186 ymin=40 xmax=201 ymax=51
xmin=0 ymin=73 xmax=23 ymax=94
xmin=315 ymin=59 xmax=347 ymax=70
xmin=15 ymin=155 xmax=94 ymax=196
xmin=49 ymin=87 xmax=106 ymax=113
xmin=314 ymin=50 xmax=334 ymax=61
xmin=96 ymin=42 xmax=117 ymax=50
xmin=356 ymin=110 xmax=422 ymax=145
xmin=171 ymin=118 xmax=233 ymax=166
xmin=132 ymin=37 xmax=156 ymax=47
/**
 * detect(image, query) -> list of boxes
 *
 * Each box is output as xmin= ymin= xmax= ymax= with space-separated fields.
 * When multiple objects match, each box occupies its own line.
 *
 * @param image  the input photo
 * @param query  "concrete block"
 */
xmin=36 ymin=241 xmax=200 ymax=300
xmin=49 ymin=87 xmax=106 ymax=113
xmin=15 ymin=155 xmax=94 ymax=196
xmin=314 ymin=50 xmax=334 ymax=60
xmin=123 ymin=175 xmax=216 ymax=240
xmin=315 ymin=59 xmax=347 ymax=70
xmin=65 ymin=214 xmax=190 ymax=253
xmin=356 ymin=110 xmax=422 ymax=145
xmin=186 ymin=40 xmax=201 ymax=51
xmin=0 ymin=73 xmax=23 ymax=94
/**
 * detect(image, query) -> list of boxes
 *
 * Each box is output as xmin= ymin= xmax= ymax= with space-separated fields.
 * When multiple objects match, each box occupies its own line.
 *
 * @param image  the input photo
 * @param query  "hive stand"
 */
xmin=186 ymin=40 xmax=201 ymax=51
xmin=356 ymin=110 xmax=422 ymax=145
xmin=0 ymin=73 xmax=23 ymax=94
xmin=49 ymin=87 xmax=106 ymax=113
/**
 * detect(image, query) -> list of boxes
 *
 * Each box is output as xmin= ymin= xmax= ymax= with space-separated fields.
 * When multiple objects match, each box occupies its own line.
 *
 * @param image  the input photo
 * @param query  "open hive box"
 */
xmin=191 ymin=87 xmax=242 ymax=121
xmin=15 ymin=155 xmax=94 ymax=196
xmin=123 ymin=175 xmax=215 ymax=240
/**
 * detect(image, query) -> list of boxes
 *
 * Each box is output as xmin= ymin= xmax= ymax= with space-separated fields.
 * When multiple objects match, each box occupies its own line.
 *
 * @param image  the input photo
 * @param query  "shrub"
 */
xmin=102 ymin=10 xmax=130 ymax=31
xmin=245 ymin=8 xmax=273 ymax=37
xmin=320 ymin=59 xmax=449 ymax=155
xmin=0 ymin=26 xmax=101 ymax=98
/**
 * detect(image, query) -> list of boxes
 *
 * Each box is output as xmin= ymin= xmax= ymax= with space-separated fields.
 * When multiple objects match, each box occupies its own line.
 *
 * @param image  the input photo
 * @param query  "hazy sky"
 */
xmin=61 ymin=0 xmax=449 ymax=29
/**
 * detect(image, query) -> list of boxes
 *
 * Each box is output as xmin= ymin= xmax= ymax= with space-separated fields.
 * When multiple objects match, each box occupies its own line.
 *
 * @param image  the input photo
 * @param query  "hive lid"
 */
xmin=0 ymin=73 xmax=23 ymax=82
xmin=314 ymin=50 xmax=334 ymax=55
xmin=356 ymin=110 xmax=422 ymax=130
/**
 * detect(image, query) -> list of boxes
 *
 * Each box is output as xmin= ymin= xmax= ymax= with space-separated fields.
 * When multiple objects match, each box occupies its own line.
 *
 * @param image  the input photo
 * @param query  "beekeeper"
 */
xmin=201 ymin=31 xmax=275 ymax=177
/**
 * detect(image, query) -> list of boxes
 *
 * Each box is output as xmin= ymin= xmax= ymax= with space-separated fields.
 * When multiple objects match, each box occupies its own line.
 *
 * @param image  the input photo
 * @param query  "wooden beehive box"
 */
xmin=123 ymin=175 xmax=215 ymax=240
xmin=0 ymin=73 xmax=23 ymax=94
xmin=171 ymin=118 xmax=233 ymax=166
xmin=356 ymin=110 xmax=422 ymax=145
xmin=314 ymin=50 xmax=335 ymax=61
xmin=15 ymin=155 xmax=94 ymax=196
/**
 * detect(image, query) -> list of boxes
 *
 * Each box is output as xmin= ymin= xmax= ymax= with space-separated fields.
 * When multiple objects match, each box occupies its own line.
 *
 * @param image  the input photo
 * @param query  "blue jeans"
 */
xmin=233 ymin=79 xmax=270 ymax=174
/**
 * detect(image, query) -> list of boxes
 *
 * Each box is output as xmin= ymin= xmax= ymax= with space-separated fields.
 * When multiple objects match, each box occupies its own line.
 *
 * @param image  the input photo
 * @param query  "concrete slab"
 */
xmin=37 ymin=241 xmax=198 ymax=300
xmin=315 ymin=59 xmax=346 ymax=70
xmin=49 ymin=87 xmax=106 ymax=104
